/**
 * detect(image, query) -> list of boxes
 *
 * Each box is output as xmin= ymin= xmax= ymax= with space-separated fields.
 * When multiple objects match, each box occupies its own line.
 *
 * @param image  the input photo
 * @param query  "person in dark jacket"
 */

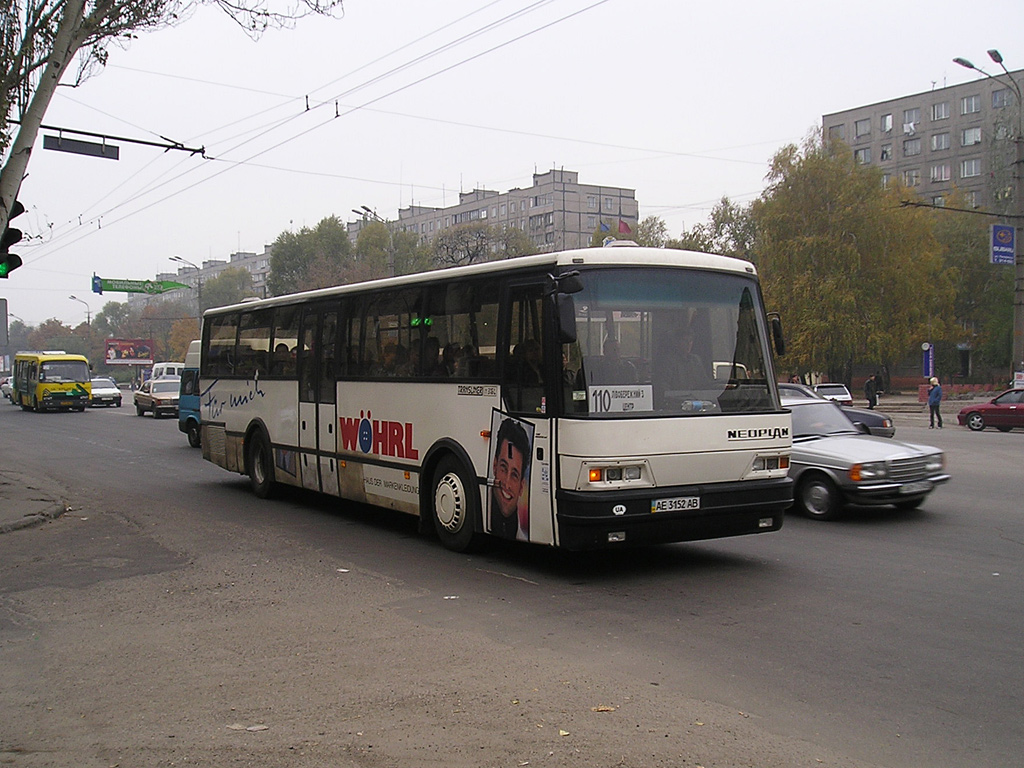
xmin=928 ymin=376 xmax=943 ymax=428
xmin=864 ymin=373 xmax=878 ymax=409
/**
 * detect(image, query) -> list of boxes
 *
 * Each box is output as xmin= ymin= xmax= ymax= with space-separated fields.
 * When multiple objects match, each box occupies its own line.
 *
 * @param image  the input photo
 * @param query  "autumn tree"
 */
xmin=201 ymin=266 xmax=253 ymax=311
xmin=433 ymin=223 xmax=535 ymax=267
xmin=268 ymin=215 xmax=352 ymax=295
xmin=931 ymin=189 xmax=1013 ymax=376
xmin=1 ymin=0 xmax=345 ymax=235
xmin=668 ymin=198 xmax=755 ymax=258
xmin=751 ymin=134 xmax=953 ymax=385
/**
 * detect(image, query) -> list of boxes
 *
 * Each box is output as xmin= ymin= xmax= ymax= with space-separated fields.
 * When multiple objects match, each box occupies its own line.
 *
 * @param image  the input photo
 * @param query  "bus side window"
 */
xmin=503 ymin=284 xmax=546 ymax=414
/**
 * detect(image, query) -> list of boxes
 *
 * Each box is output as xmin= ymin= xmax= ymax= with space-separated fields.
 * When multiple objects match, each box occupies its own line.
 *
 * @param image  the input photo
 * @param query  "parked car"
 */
xmin=134 ymin=377 xmax=180 ymax=418
xmin=957 ymin=389 xmax=1024 ymax=432
xmin=0 ymin=376 xmax=11 ymax=401
xmin=813 ymin=382 xmax=854 ymax=406
xmin=89 ymin=377 xmax=122 ymax=407
xmin=779 ymin=383 xmax=895 ymax=438
xmin=782 ymin=395 xmax=948 ymax=520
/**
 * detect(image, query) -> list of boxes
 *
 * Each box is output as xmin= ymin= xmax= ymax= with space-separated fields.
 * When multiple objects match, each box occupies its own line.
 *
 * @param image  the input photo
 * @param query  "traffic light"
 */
xmin=0 ymin=199 xmax=25 ymax=278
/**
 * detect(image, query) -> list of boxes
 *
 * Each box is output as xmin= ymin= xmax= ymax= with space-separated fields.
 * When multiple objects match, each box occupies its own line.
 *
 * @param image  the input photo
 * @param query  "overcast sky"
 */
xmin=4 ymin=0 xmax=1022 ymax=326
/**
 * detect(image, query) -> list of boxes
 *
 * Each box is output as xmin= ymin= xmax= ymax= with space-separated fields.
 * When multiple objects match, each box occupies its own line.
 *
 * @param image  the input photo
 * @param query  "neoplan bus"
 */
xmin=199 ymin=244 xmax=792 ymax=551
xmin=12 ymin=351 xmax=92 ymax=412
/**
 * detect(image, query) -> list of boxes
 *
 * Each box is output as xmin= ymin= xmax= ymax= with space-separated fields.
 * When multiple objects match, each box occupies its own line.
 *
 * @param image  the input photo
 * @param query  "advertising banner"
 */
xmin=991 ymin=224 xmax=1016 ymax=266
xmin=105 ymin=338 xmax=155 ymax=365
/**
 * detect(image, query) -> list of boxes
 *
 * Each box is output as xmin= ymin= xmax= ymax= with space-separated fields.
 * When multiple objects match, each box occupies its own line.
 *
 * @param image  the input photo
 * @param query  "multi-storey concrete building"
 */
xmin=350 ymin=168 xmax=639 ymax=252
xmin=137 ymin=246 xmax=273 ymax=315
xmin=822 ymin=68 xmax=1022 ymax=212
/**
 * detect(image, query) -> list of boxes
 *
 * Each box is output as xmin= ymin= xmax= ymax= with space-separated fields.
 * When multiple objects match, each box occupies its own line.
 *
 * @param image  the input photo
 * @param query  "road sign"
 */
xmin=43 ymin=134 xmax=119 ymax=160
xmin=92 ymin=276 xmax=187 ymax=295
xmin=991 ymin=224 xmax=1016 ymax=265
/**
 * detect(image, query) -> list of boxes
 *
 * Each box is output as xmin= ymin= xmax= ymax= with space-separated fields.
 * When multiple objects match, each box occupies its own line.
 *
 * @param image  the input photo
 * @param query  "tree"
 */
xmin=634 ymin=216 xmax=668 ymax=248
xmin=268 ymin=215 xmax=353 ymax=295
xmin=1 ymin=0 xmax=345 ymax=236
xmin=28 ymin=317 xmax=76 ymax=351
xmin=201 ymin=266 xmax=253 ymax=311
xmin=93 ymin=300 xmax=132 ymax=339
xmin=433 ymin=223 xmax=536 ymax=267
xmin=168 ymin=317 xmax=199 ymax=359
xmin=667 ymin=198 xmax=755 ymax=257
xmin=751 ymin=134 xmax=953 ymax=384
xmin=931 ymin=189 xmax=1013 ymax=376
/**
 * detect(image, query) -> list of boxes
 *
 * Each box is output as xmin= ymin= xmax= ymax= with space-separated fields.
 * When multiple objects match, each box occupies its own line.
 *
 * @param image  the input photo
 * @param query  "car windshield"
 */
xmin=565 ymin=267 xmax=776 ymax=417
xmin=790 ymin=401 xmax=859 ymax=438
xmin=92 ymin=378 xmax=115 ymax=388
xmin=152 ymin=381 xmax=179 ymax=394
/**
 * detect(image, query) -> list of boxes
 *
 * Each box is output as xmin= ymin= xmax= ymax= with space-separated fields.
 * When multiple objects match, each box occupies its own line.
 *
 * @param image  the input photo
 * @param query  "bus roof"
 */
xmin=202 ymin=245 xmax=757 ymax=318
xmin=15 ymin=350 xmax=89 ymax=361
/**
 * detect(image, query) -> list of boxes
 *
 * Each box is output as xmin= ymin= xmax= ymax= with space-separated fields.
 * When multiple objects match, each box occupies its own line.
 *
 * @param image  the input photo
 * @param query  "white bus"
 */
xmin=199 ymin=244 xmax=792 ymax=551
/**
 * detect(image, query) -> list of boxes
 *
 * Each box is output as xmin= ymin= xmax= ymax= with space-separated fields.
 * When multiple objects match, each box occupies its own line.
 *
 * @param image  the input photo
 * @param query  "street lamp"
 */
xmin=68 ymin=294 xmax=91 ymax=326
xmin=955 ymin=51 xmax=1024 ymax=380
xmin=353 ymin=205 xmax=396 ymax=277
xmin=169 ymin=255 xmax=203 ymax=316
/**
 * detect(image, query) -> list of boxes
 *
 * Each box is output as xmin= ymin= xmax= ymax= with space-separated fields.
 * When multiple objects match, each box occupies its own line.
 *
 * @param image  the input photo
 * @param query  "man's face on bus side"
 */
xmin=492 ymin=438 xmax=525 ymax=519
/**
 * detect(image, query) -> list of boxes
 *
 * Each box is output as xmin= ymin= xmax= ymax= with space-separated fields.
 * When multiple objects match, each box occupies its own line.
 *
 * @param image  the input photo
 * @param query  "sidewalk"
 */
xmin=0 ymin=467 xmax=68 ymax=534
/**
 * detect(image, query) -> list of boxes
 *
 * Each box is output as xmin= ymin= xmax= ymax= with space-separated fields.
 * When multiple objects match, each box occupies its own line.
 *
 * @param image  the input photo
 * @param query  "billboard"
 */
xmin=105 ymin=338 xmax=155 ymax=365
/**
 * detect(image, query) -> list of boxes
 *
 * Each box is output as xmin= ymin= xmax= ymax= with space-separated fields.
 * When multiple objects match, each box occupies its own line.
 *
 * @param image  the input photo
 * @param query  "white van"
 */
xmin=151 ymin=361 xmax=184 ymax=380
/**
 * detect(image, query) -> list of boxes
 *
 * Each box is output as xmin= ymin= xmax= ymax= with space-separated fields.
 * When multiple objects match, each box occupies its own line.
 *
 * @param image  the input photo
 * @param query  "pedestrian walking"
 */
xmin=928 ymin=376 xmax=943 ymax=429
xmin=864 ymin=374 xmax=878 ymax=410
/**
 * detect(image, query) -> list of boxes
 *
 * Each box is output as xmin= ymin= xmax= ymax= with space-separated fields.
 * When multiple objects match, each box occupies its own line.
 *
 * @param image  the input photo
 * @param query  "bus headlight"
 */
xmin=588 ymin=464 xmax=645 ymax=484
xmin=752 ymin=454 xmax=789 ymax=472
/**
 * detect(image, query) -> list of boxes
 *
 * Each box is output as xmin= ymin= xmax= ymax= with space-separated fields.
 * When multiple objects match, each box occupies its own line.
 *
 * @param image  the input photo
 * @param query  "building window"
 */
xmin=961 ymin=94 xmax=981 ymax=114
xmin=827 ymin=124 xmax=846 ymax=141
xmin=992 ymin=89 xmax=1011 ymax=108
xmin=587 ymin=195 xmax=596 ymax=209
xmin=932 ymin=196 xmax=945 ymax=207
xmin=961 ymin=159 xmax=981 ymax=178
xmin=931 ymin=102 xmax=950 ymax=120
xmin=881 ymin=173 xmax=891 ymax=189
xmin=903 ymin=169 xmax=921 ymax=186
xmin=587 ymin=215 xmax=596 ymax=228
xmin=854 ymin=147 xmax=871 ymax=164
xmin=931 ymin=132 xmax=950 ymax=151
xmin=604 ymin=197 xmax=613 ymax=209
xmin=854 ymin=118 xmax=871 ymax=138
xmin=500 ymin=203 xmax=507 ymax=216
xmin=903 ymin=107 xmax=920 ymax=132
xmin=903 ymin=137 xmax=922 ymax=156
xmin=965 ymin=190 xmax=978 ymax=208
xmin=881 ymin=113 xmax=893 ymax=132
xmin=962 ymin=127 xmax=982 ymax=146
xmin=930 ymin=163 xmax=951 ymax=182
xmin=880 ymin=143 xmax=892 ymax=161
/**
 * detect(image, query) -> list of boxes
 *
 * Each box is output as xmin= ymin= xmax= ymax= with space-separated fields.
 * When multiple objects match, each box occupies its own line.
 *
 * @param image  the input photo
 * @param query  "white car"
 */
xmin=813 ymin=382 xmax=854 ymax=407
xmin=89 ymin=377 xmax=123 ymax=407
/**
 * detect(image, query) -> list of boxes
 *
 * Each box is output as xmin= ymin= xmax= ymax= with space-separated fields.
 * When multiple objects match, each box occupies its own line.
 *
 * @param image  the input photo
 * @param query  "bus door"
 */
xmin=496 ymin=282 xmax=555 ymax=545
xmin=298 ymin=306 xmax=340 ymax=496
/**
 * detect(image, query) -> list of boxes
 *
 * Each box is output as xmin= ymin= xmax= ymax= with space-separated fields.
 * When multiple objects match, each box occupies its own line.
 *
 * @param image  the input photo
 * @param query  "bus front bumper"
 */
xmin=555 ymin=476 xmax=792 ymax=550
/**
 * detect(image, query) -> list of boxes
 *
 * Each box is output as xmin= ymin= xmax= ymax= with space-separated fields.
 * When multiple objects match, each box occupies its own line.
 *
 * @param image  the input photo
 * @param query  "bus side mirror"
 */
xmin=769 ymin=314 xmax=785 ymax=356
xmin=555 ymin=294 xmax=577 ymax=344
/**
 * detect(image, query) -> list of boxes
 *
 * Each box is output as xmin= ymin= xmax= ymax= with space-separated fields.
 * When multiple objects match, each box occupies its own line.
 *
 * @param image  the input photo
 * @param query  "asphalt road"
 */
xmin=1 ymin=400 xmax=1021 ymax=767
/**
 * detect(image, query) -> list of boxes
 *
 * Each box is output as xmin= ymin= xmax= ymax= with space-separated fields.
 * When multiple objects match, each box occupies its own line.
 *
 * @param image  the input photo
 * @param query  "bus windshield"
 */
xmin=40 ymin=360 xmax=90 ymax=383
xmin=565 ymin=267 xmax=774 ymax=417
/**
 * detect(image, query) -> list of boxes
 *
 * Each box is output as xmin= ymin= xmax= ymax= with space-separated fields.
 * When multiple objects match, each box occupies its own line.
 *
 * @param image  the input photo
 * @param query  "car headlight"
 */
xmin=850 ymin=461 xmax=887 ymax=481
xmin=924 ymin=453 xmax=944 ymax=473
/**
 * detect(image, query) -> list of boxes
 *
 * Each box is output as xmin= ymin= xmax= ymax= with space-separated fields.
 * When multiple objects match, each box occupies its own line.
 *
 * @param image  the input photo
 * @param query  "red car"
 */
xmin=957 ymin=389 xmax=1024 ymax=432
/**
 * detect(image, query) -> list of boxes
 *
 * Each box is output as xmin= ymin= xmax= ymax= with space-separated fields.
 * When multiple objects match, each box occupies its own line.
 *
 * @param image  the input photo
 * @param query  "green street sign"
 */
xmin=92 ymin=276 xmax=188 ymax=295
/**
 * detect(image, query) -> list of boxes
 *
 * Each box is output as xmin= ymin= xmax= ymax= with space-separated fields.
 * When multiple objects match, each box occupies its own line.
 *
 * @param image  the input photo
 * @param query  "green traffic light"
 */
xmin=0 ymin=254 xmax=23 ymax=277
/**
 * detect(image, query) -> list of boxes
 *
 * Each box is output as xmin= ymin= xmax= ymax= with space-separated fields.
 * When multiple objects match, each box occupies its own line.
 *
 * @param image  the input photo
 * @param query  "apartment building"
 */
xmin=822 ymin=68 xmax=1022 ymax=212
xmin=350 ymin=168 xmax=639 ymax=252
xmin=137 ymin=245 xmax=273 ymax=315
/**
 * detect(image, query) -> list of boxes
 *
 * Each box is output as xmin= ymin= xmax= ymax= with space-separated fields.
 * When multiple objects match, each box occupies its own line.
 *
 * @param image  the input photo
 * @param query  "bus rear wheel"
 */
xmin=431 ymin=455 xmax=479 ymax=552
xmin=247 ymin=432 xmax=275 ymax=499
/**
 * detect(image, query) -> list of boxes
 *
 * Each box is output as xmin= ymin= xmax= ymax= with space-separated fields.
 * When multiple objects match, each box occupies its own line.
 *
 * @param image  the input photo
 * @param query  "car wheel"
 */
xmin=895 ymin=497 xmax=925 ymax=510
xmin=136 ymin=403 xmax=145 ymax=416
xmin=966 ymin=412 xmax=985 ymax=431
xmin=246 ymin=431 xmax=275 ymax=499
xmin=431 ymin=455 xmax=479 ymax=552
xmin=186 ymin=421 xmax=201 ymax=448
xmin=796 ymin=474 xmax=841 ymax=521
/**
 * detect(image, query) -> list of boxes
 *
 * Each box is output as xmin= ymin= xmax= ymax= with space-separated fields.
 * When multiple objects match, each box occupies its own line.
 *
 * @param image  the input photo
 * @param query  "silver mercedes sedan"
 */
xmin=783 ymin=397 xmax=949 ymax=520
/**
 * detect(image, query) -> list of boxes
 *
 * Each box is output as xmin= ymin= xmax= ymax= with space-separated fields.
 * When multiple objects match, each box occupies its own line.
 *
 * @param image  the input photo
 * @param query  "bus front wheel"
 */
xmin=246 ymin=432 xmax=275 ymax=499
xmin=186 ymin=421 xmax=201 ymax=448
xmin=431 ymin=455 xmax=479 ymax=552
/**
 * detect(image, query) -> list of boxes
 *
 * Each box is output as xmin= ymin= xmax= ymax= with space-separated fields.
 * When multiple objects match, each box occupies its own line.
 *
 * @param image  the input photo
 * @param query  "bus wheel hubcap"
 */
xmin=434 ymin=473 xmax=464 ymax=532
